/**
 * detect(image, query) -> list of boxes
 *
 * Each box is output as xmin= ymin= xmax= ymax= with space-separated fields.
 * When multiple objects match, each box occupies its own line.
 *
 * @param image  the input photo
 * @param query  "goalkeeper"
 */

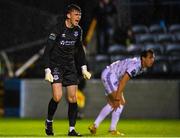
xmin=43 ymin=4 xmax=91 ymax=137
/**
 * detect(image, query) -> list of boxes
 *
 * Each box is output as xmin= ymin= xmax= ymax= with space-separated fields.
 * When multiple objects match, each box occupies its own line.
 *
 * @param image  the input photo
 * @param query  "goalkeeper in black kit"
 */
xmin=43 ymin=4 xmax=91 ymax=136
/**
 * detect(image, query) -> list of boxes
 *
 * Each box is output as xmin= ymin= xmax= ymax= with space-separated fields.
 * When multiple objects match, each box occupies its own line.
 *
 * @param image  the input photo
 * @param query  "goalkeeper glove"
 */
xmin=45 ymin=68 xmax=54 ymax=82
xmin=81 ymin=65 xmax=91 ymax=80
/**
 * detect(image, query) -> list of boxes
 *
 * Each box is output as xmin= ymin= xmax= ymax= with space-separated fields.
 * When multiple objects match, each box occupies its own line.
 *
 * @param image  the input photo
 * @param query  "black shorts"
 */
xmin=50 ymin=64 xmax=78 ymax=86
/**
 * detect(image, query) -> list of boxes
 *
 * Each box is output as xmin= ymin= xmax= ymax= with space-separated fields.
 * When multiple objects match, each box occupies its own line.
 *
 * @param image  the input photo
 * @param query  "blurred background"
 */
xmin=0 ymin=0 xmax=180 ymax=119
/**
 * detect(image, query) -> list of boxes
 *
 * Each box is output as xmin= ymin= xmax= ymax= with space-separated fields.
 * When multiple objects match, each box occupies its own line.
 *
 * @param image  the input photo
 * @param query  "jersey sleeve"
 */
xmin=43 ymin=22 xmax=62 ymax=69
xmin=74 ymin=27 xmax=88 ymax=77
xmin=43 ymin=32 xmax=57 ymax=69
xmin=74 ymin=27 xmax=87 ymax=67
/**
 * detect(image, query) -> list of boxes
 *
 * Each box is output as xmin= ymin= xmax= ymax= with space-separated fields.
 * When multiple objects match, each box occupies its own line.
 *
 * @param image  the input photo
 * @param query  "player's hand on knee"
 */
xmin=113 ymin=95 xmax=125 ymax=110
xmin=45 ymin=68 xmax=54 ymax=82
xmin=112 ymin=100 xmax=121 ymax=110
xmin=81 ymin=65 xmax=91 ymax=80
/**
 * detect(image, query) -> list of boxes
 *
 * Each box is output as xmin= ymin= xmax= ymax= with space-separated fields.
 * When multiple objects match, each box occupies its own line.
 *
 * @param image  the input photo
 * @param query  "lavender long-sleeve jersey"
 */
xmin=101 ymin=57 xmax=145 ymax=95
xmin=106 ymin=57 xmax=144 ymax=79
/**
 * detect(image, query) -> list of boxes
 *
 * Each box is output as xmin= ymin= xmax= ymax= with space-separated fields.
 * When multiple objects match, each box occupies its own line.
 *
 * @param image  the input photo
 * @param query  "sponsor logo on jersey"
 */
xmin=74 ymin=31 xmax=78 ymax=37
xmin=60 ymin=40 xmax=76 ymax=46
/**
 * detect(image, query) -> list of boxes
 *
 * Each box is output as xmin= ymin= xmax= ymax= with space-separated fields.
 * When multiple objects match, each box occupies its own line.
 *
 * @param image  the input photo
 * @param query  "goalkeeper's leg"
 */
xmin=67 ymin=85 xmax=82 ymax=136
xmin=45 ymin=83 xmax=63 ymax=136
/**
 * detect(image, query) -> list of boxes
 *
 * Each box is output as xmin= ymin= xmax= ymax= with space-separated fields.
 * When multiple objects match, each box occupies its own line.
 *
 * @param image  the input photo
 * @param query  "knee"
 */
xmin=67 ymin=95 xmax=77 ymax=103
xmin=116 ymin=106 xmax=124 ymax=114
xmin=53 ymin=96 xmax=61 ymax=103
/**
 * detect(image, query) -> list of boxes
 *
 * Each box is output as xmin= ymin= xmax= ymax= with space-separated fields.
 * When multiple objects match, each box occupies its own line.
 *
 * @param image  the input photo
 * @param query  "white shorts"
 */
xmin=101 ymin=68 xmax=119 ymax=96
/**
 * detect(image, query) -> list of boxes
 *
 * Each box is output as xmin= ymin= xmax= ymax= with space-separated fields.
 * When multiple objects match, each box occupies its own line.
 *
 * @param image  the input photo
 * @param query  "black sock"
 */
xmin=68 ymin=102 xmax=78 ymax=127
xmin=47 ymin=98 xmax=58 ymax=120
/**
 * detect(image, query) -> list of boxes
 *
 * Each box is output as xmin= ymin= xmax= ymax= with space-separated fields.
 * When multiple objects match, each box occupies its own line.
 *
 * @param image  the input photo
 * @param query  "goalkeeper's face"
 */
xmin=67 ymin=10 xmax=81 ymax=27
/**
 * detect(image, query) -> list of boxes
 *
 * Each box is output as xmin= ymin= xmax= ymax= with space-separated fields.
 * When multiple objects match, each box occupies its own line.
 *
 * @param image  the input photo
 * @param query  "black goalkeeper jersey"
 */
xmin=43 ymin=21 xmax=87 ymax=71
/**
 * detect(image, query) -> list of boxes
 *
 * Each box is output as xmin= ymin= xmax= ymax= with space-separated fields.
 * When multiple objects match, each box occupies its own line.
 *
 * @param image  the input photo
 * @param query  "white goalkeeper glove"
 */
xmin=45 ymin=68 xmax=54 ymax=82
xmin=81 ymin=65 xmax=91 ymax=80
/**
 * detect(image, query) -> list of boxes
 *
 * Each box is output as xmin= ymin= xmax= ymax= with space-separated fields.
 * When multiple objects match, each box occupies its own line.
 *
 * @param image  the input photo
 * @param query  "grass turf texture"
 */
xmin=0 ymin=118 xmax=180 ymax=137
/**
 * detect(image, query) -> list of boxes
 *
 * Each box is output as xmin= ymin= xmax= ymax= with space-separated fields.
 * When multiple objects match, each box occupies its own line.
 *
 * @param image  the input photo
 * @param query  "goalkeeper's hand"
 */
xmin=45 ymin=68 xmax=54 ymax=82
xmin=81 ymin=65 xmax=91 ymax=80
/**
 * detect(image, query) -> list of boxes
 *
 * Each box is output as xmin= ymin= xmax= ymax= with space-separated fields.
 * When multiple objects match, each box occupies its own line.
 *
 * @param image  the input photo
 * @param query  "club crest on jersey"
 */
xmin=74 ymin=31 xmax=78 ymax=37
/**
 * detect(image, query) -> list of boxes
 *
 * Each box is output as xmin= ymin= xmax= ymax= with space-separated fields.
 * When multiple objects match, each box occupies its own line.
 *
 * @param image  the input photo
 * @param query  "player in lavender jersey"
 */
xmin=89 ymin=49 xmax=155 ymax=135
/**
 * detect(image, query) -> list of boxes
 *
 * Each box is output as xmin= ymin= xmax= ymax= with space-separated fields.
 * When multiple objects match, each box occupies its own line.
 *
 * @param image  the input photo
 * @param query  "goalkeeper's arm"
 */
xmin=74 ymin=28 xmax=91 ymax=79
xmin=43 ymin=33 xmax=56 ymax=82
xmin=43 ymin=32 xmax=57 ymax=67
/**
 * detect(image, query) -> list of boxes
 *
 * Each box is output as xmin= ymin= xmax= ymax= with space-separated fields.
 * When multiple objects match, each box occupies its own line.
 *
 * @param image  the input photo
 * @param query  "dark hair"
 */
xmin=66 ymin=4 xmax=81 ymax=14
xmin=140 ymin=49 xmax=154 ymax=59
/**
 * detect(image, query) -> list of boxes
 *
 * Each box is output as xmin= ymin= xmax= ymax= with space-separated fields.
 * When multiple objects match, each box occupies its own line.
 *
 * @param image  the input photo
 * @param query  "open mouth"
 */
xmin=73 ymin=20 xmax=79 ymax=26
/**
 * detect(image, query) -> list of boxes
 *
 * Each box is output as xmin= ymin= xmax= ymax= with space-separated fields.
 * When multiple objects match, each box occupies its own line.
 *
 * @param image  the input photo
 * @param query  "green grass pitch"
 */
xmin=0 ymin=118 xmax=180 ymax=137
